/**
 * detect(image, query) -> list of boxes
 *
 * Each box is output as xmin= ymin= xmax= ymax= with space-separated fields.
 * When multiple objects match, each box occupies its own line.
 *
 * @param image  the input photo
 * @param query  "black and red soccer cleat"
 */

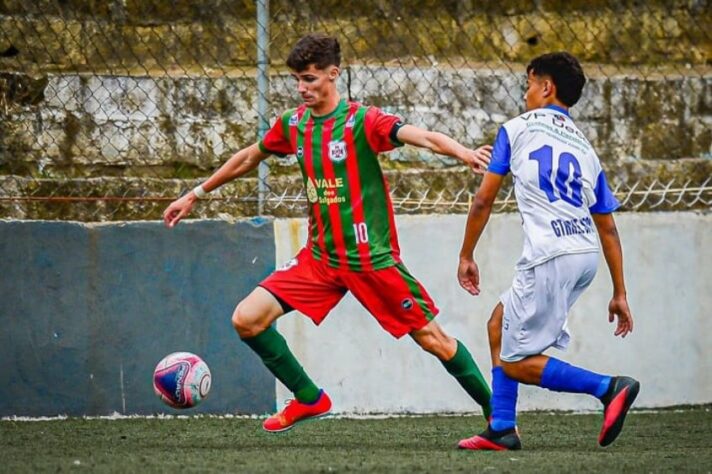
xmin=458 ymin=426 xmax=522 ymax=451
xmin=598 ymin=376 xmax=640 ymax=447
xmin=263 ymin=389 xmax=332 ymax=433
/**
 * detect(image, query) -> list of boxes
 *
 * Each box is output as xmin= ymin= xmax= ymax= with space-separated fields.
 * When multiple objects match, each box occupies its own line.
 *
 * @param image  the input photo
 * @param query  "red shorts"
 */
xmin=260 ymin=248 xmax=439 ymax=338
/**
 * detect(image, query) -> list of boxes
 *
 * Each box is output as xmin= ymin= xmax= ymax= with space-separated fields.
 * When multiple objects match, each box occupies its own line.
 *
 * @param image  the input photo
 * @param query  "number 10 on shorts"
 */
xmin=354 ymin=222 xmax=369 ymax=244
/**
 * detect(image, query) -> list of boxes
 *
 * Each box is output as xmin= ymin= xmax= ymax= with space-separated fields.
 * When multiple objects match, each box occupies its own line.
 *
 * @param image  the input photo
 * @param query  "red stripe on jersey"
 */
xmin=344 ymin=103 xmax=374 ymax=271
xmin=319 ymin=118 xmax=349 ymax=270
xmin=302 ymin=118 xmax=327 ymax=257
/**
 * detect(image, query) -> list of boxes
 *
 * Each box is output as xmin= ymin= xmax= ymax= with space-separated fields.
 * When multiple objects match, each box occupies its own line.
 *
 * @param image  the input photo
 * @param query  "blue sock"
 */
xmin=490 ymin=367 xmax=519 ymax=431
xmin=540 ymin=358 xmax=612 ymax=399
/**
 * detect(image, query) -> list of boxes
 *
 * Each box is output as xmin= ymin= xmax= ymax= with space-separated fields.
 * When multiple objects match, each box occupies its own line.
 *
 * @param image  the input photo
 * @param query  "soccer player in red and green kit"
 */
xmin=163 ymin=33 xmax=493 ymax=432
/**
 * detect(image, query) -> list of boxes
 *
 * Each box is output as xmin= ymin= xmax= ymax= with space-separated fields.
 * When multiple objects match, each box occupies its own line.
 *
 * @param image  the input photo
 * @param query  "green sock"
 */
xmin=441 ymin=340 xmax=492 ymax=419
xmin=242 ymin=325 xmax=321 ymax=404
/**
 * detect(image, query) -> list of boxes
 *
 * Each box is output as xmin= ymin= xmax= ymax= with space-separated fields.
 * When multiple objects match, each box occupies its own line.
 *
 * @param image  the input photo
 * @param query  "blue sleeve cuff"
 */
xmin=589 ymin=171 xmax=620 ymax=213
xmin=488 ymin=164 xmax=510 ymax=175
xmin=487 ymin=127 xmax=511 ymax=176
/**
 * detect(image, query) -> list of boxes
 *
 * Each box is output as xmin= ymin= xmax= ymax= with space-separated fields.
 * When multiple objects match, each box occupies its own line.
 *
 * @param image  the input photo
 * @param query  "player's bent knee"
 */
xmin=231 ymin=304 xmax=265 ymax=339
xmin=500 ymin=361 xmax=523 ymax=380
xmin=232 ymin=288 xmax=284 ymax=339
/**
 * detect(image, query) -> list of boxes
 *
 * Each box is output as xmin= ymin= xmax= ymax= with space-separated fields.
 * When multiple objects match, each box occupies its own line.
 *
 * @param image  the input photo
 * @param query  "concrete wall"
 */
xmin=1 ymin=212 xmax=709 ymax=416
xmin=274 ymin=212 xmax=712 ymax=413
xmin=0 ymin=219 xmax=276 ymax=416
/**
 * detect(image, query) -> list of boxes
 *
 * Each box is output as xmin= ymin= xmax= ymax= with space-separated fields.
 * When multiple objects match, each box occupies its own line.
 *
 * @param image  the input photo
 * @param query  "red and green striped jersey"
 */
xmin=258 ymin=99 xmax=404 ymax=271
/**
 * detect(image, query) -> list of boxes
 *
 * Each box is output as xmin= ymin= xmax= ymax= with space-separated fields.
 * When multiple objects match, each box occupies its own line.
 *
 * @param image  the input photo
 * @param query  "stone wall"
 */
xmin=1 ymin=1 xmax=710 ymax=220
xmin=1 ymin=67 xmax=711 ymax=177
xmin=0 ymin=1 xmax=709 ymax=73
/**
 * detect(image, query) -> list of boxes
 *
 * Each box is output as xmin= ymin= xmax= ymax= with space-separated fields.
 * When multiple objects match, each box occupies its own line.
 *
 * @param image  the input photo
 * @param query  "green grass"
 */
xmin=2 ymin=407 xmax=711 ymax=473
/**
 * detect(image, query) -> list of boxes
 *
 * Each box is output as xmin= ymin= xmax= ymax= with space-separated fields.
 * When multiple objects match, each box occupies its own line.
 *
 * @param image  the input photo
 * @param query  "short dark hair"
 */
xmin=527 ymin=52 xmax=586 ymax=107
xmin=286 ymin=33 xmax=341 ymax=72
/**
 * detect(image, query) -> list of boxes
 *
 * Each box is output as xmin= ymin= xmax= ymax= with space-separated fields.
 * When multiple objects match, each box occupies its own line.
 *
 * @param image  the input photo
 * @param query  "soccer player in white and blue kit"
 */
xmin=457 ymin=52 xmax=639 ymax=450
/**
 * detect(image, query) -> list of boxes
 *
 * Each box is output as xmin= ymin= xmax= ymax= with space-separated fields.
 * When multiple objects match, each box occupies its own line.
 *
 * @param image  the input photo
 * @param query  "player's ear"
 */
xmin=328 ymin=65 xmax=340 ymax=81
xmin=543 ymin=79 xmax=555 ymax=99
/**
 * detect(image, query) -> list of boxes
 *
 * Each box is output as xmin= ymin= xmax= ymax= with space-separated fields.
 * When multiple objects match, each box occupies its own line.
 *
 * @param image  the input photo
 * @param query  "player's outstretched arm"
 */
xmin=395 ymin=124 xmax=492 ymax=173
xmin=163 ymin=143 xmax=270 ymax=228
xmin=458 ymin=172 xmax=503 ymax=295
xmin=592 ymin=212 xmax=634 ymax=338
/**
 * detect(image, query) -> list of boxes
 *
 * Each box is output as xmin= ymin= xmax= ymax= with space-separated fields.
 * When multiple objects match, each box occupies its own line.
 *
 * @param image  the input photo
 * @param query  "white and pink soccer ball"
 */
xmin=153 ymin=352 xmax=211 ymax=409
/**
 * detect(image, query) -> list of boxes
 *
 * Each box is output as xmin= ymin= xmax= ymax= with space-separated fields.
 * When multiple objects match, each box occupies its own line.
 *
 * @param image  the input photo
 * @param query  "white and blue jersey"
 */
xmin=488 ymin=105 xmax=619 ymax=270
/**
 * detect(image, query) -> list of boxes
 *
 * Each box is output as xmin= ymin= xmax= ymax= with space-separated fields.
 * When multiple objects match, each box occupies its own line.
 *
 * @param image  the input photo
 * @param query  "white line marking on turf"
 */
xmin=1 ymin=407 xmax=707 ymax=422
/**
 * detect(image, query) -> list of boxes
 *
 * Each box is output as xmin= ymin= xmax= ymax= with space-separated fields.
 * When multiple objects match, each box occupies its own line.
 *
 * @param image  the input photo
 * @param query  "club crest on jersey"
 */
xmin=289 ymin=113 xmax=300 ymax=127
xmin=401 ymin=298 xmax=414 ymax=311
xmin=328 ymin=140 xmax=347 ymax=162
xmin=345 ymin=114 xmax=356 ymax=128
xmin=306 ymin=178 xmax=319 ymax=203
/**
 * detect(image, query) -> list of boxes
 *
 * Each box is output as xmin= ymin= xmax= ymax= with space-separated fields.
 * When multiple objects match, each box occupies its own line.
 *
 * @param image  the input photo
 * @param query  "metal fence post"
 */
xmin=256 ymin=0 xmax=270 ymax=215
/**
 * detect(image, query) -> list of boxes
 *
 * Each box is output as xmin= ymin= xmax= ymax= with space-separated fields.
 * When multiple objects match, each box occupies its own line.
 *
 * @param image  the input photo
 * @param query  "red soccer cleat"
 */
xmin=263 ymin=389 xmax=332 ymax=433
xmin=458 ymin=426 xmax=522 ymax=451
xmin=598 ymin=376 xmax=640 ymax=447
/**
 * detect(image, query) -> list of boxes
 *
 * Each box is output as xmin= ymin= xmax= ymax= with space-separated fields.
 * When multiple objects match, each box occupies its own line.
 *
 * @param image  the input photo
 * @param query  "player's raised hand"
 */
xmin=163 ymin=193 xmax=196 ymax=228
xmin=608 ymin=295 xmax=633 ymax=338
xmin=463 ymin=145 xmax=492 ymax=174
xmin=458 ymin=257 xmax=481 ymax=296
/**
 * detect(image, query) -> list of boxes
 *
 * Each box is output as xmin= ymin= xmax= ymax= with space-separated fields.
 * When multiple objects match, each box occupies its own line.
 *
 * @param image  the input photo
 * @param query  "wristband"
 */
xmin=192 ymin=184 xmax=208 ymax=199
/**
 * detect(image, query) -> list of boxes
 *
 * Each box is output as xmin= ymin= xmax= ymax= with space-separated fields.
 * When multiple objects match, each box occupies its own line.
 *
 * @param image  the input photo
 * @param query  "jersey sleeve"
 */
xmin=258 ymin=112 xmax=293 ymax=157
xmin=364 ymin=106 xmax=405 ymax=153
xmin=487 ymin=126 xmax=511 ymax=176
xmin=588 ymin=169 xmax=620 ymax=214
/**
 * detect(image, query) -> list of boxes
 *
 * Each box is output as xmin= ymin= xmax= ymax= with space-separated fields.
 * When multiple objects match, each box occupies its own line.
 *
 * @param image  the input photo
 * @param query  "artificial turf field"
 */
xmin=2 ymin=407 xmax=711 ymax=473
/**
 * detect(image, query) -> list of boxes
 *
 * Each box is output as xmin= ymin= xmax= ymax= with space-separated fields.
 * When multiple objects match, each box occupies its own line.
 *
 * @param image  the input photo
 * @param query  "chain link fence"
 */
xmin=1 ymin=0 xmax=711 ymax=221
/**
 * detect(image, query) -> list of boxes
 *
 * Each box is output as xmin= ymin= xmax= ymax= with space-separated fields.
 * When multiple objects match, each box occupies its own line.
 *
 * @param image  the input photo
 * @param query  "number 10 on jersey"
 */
xmin=354 ymin=222 xmax=369 ymax=244
xmin=529 ymin=145 xmax=584 ymax=207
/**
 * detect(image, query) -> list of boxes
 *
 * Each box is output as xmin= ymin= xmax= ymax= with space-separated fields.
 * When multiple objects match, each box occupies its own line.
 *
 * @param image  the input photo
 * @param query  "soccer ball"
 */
xmin=153 ymin=352 xmax=211 ymax=409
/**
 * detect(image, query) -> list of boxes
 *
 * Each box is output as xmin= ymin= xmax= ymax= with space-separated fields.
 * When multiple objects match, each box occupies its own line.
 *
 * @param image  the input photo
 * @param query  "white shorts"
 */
xmin=500 ymin=252 xmax=598 ymax=362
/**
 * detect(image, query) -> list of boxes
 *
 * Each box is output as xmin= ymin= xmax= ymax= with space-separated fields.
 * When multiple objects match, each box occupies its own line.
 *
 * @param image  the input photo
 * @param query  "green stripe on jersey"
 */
xmin=352 ymin=107 xmax=398 ymax=269
xmin=329 ymin=108 xmax=360 ymax=270
xmin=310 ymin=117 xmax=335 ymax=256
